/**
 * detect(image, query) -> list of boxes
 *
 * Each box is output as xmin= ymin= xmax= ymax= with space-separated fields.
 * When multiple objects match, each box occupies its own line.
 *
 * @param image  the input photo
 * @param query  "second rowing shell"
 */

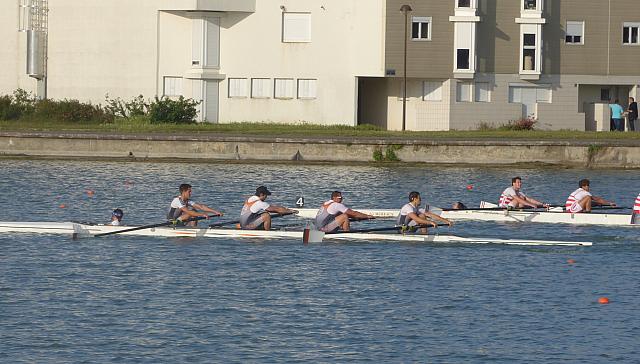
xmin=295 ymin=208 xmax=637 ymax=227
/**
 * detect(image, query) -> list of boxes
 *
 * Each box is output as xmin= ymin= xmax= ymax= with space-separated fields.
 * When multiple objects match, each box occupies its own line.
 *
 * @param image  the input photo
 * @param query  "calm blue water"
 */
xmin=1 ymin=160 xmax=639 ymax=363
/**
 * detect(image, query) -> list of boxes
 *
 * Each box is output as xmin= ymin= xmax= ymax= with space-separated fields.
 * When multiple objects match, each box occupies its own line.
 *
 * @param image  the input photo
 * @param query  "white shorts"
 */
xmin=567 ymin=203 xmax=583 ymax=213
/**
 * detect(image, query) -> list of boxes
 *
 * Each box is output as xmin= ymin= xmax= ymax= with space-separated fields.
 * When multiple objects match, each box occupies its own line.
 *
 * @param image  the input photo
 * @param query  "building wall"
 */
xmin=218 ymin=0 xmax=386 ymax=125
xmin=385 ymin=0 xmax=454 ymax=79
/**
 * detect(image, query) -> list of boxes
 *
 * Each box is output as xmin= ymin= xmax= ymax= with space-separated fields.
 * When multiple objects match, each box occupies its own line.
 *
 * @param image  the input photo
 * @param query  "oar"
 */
xmin=303 ymin=223 xmax=449 ymax=244
xmin=208 ymin=211 xmax=297 ymax=228
xmin=72 ymin=214 xmax=219 ymax=239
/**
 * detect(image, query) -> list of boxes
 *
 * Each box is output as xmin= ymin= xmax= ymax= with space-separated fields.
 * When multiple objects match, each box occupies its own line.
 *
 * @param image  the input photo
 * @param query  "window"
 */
xmin=423 ymin=81 xmax=442 ymax=101
xmin=524 ymin=0 xmax=537 ymax=10
xmin=456 ymin=49 xmax=470 ymax=70
xmin=228 ymin=78 xmax=247 ymax=98
xmin=457 ymin=0 xmax=471 ymax=7
xmin=297 ymin=79 xmax=317 ymax=99
xmin=251 ymin=78 xmax=271 ymax=98
xmin=456 ymin=82 xmax=472 ymax=102
xmin=163 ymin=77 xmax=183 ymax=97
xmin=274 ymin=78 xmax=295 ymax=99
xmin=623 ymin=23 xmax=640 ymax=45
xmin=475 ymin=82 xmax=490 ymax=102
xmin=522 ymin=33 xmax=536 ymax=71
xmin=412 ymin=17 xmax=431 ymax=40
xmin=508 ymin=85 xmax=551 ymax=103
xmin=566 ymin=21 xmax=584 ymax=44
xmin=600 ymin=88 xmax=610 ymax=101
xmin=282 ymin=13 xmax=311 ymax=43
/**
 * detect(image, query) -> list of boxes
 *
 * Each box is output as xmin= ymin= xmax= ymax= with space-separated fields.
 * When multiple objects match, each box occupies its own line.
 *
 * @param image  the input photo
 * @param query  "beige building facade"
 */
xmin=363 ymin=0 xmax=640 ymax=131
xmin=2 ymin=0 xmax=640 ymax=130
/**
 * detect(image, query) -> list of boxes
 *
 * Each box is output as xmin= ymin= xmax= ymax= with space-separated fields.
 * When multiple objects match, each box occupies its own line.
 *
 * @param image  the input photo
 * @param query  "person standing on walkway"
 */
xmin=565 ymin=179 xmax=616 ymax=213
xmin=609 ymin=99 xmax=625 ymax=131
xmin=240 ymin=186 xmax=297 ymax=230
xmin=627 ymin=97 xmax=638 ymax=132
xmin=314 ymin=191 xmax=374 ymax=233
xmin=167 ymin=184 xmax=223 ymax=226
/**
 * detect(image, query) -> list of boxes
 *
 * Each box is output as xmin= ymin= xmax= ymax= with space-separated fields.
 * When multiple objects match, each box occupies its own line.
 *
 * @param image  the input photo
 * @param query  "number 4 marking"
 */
xmin=296 ymin=197 xmax=305 ymax=207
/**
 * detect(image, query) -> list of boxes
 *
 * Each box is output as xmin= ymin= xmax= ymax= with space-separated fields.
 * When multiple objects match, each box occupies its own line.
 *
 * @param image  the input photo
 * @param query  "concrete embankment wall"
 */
xmin=1 ymin=132 xmax=639 ymax=168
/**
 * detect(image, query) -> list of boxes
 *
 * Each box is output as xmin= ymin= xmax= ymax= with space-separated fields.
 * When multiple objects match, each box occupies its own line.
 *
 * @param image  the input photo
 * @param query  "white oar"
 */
xmin=303 ymin=224 xmax=448 ymax=244
xmin=72 ymin=214 xmax=219 ymax=239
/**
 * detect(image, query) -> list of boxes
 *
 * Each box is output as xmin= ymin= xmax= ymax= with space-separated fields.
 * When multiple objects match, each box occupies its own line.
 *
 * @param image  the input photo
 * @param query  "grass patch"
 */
xmin=2 ymin=118 xmax=640 ymax=140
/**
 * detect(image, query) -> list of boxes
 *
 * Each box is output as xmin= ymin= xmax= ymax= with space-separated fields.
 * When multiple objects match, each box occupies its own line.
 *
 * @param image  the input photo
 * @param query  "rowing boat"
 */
xmin=0 ymin=222 xmax=591 ymax=246
xmin=295 ymin=208 xmax=637 ymax=226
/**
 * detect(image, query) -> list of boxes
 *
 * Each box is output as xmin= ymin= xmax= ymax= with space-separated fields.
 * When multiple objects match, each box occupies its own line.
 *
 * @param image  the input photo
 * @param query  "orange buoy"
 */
xmin=86 ymin=189 xmax=95 ymax=197
xmin=567 ymin=259 xmax=576 ymax=264
xmin=598 ymin=297 xmax=610 ymax=304
xmin=466 ymin=184 xmax=473 ymax=191
xmin=59 ymin=204 xmax=66 ymax=208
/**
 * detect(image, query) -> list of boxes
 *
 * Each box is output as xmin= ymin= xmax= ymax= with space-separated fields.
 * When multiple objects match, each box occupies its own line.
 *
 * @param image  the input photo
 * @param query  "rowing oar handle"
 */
xmin=209 ymin=211 xmax=297 ymax=228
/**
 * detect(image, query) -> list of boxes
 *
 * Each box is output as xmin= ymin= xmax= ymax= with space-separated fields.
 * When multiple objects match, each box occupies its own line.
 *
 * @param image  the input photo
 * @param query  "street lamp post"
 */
xmin=400 ymin=5 xmax=412 ymax=131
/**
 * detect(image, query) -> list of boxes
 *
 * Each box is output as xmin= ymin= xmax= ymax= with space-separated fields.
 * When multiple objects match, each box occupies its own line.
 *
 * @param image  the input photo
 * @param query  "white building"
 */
xmin=1 ymin=0 xmax=386 ymax=125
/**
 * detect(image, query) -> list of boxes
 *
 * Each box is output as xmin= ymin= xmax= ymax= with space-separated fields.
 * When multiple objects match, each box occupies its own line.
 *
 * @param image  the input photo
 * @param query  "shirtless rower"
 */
xmin=499 ymin=176 xmax=549 ymax=209
xmin=167 ymin=184 xmax=223 ymax=226
xmin=398 ymin=192 xmax=452 ymax=234
xmin=565 ymin=179 xmax=616 ymax=213
xmin=240 ymin=186 xmax=297 ymax=230
xmin=314 ymin=191 xmax=374 ymax=232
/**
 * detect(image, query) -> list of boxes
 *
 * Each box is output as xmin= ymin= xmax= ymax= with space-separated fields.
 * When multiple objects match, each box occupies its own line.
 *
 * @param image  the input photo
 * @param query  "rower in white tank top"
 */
xmin=313 ymin=191 xmax=374 ymax=233
xmin=396 ymin=192 xmax=452 ymax=234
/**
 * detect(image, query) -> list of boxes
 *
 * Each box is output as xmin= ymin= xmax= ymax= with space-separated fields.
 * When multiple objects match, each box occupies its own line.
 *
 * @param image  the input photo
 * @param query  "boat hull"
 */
xmin=296 ymin=208 xmax=636 ymax=226
xmin=0 ymin=222 xmax=591 ymax=246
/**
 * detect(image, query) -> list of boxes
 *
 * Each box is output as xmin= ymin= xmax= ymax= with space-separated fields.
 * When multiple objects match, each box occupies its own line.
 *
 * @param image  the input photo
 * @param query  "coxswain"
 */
xmin=110 ymin=208 xmax=124 ymax=226
xmin=314 ymin=191 xmax=374 ymax=232
xmin=565 ymin=179 xmax=616 ymax=213
xmin=499 ymin=176 xmax=548 ymax=209
xmin=167 ymin=184 xmax=223 ymax=226
xmin=398 ymin=192 xmax=452 ymax=234
xmin=240 ymin=186 xmax=297 ymax=230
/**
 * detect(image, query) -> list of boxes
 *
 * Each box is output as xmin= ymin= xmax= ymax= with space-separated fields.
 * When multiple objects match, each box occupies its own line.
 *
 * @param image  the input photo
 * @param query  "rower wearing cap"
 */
xmin=565 ymin=179 xmax=616 ymax=213
xmin=167 ymin=184 xmax=223 ymax=226
xmin=499 ymin=176 xmax=549 ymax=209
xmin=398 ymin=192 xmax=452 ymax=234
xmin=110 ymin=208 xmax=124 ymax=226
xmin=240 ymin=186 xmax=297 ymax=230
xmin=314 ymin=191 xmax=374 ymax=232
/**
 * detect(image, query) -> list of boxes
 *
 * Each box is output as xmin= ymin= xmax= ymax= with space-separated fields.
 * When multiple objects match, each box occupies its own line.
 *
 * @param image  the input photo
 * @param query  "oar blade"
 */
xmin=303 ymin=228 xmax=325 ymax=244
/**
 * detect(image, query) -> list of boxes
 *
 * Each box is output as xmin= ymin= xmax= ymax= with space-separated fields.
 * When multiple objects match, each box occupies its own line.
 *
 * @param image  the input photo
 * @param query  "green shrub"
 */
xmin=105 ymin=94 xmax=148 ymax=119
xmin=0 ymin=95 xmax=20 ymax=120
xmin=0 ymin=89 xmax=37 ymax=120
xmin=148 ymin=96 xmax=199 ymax=124
xmin=34 ymin=99 xmax=112 ymax=123
xmin=500 ymin=117 xmax=537 ymax=131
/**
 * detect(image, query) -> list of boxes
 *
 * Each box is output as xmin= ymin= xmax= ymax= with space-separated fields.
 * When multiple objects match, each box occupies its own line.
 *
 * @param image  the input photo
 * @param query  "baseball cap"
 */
xmin=112 ymin=208 xmax=124 ymax=218
xmin=256 ymin=186 xmax=272 ymax=196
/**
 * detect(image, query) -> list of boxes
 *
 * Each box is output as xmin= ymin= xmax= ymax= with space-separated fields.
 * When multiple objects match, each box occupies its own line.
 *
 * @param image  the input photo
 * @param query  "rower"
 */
xmin=167 ymin=184 xmax=223 ymax=226
xmin=565 ymin=179 xmax=616 ymax=213
xmin=451 ymin=201 xmax=467 ymax=210
xmin=398 ymin=192 xmax=452 ymax=234
xmin=110 ymin=208 xmax=124 ymax=226
xmin=499 ymin=176 xmax=548 ymax=209
xmin=314 ymin=191 xmax=374 ymax=232
xmin=240 ymin=186 xmax=297 ymax=230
